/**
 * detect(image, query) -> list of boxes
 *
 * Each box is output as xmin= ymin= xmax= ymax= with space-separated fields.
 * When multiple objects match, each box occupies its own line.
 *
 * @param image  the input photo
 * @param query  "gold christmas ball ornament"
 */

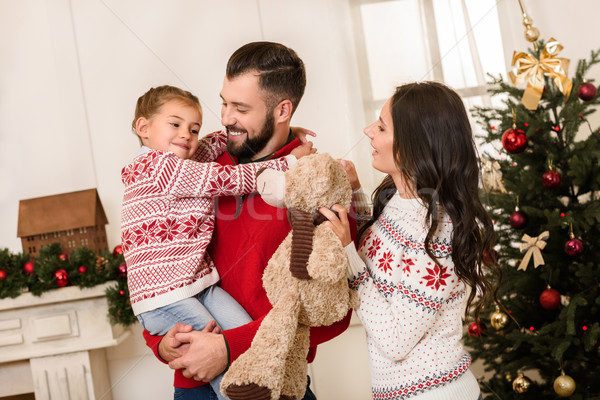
xmin=490 ymin=306 xmax=509 ymax=330
xmin=524 ymin=25 xmax=540 ymax=42
xmin=512 ymin=374 xmax=532 ymax=394
xmin=553 ymin=372 xmax=576 ymax=397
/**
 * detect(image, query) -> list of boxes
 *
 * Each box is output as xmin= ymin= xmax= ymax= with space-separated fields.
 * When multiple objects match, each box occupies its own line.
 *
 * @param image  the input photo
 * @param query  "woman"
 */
xmin=321 ymin=81 xmax=500 ymax=400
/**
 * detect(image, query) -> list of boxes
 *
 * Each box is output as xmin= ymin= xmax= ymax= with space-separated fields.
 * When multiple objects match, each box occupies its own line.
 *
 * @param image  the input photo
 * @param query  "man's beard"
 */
xmin=226 ymin=111 xmax=274 ymax=159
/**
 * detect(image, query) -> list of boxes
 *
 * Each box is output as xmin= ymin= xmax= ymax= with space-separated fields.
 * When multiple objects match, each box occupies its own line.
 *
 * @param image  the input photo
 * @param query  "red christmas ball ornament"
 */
xmin=540 ymin=286 xmax=561 ymax=310
xmin=577 ymin=82 xmax=597 ymax=101
xmin=502 ymin=127 xmax=528 ymax=154
xmin=468 ymin=321 xmax=486 ymax=337
xmin=564 ymin=237 xmax=583 ymax=256
xmin=117 ymin=263 xmax=128 ymax=279
xmin=509 ymin=210 xmax=528 ymax=229
xmin=119 ymin=290 xmax=125 ymax=296
xmin=113 ymin=244 xmax=124 ymax=257
xmin=58 ymin=253 xmax=69 ymax=261
xmin=542 ymin=170 xmax=561 ymax=189
xmin=23 ymin=260 xmax=35 ymax=275
xmin=54 ymin=269 xmax=69 ymax=288
xmin=78 ymin=265 xmax=87 ymax=274
xmin=0 ymin=270 xmax=7 ymax=281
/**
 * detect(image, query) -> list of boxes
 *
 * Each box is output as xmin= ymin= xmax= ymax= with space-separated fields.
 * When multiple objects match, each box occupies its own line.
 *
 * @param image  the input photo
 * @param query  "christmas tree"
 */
xmin=465 ymin=29 xmax=600 ymax=399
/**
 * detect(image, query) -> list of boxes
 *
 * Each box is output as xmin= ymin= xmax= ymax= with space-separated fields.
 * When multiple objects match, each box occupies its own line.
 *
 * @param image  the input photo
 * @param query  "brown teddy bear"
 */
xmin=221 ymin=153 xmax=359 ymax=400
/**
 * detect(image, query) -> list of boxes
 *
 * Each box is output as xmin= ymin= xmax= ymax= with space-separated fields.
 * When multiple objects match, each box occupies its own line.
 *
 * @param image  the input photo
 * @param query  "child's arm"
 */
xmin=154 ymin=152 xmax=297 ymax=198
xmin=191 ymin=130 xmax=228 ymax=163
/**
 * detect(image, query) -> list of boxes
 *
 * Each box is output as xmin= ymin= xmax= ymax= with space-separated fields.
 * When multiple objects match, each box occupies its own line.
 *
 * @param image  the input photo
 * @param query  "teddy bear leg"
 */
xmin=278 ymin=324 xmax=310 ymax=400
xmin=222 ymin=292 xmax=301 ymax=400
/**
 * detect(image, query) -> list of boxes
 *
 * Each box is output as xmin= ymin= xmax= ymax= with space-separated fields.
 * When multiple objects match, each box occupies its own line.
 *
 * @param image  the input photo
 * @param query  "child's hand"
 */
xmin=291 ymin=141 xmax=317 ymax=159
xmin=337 ymin=159 xmax=361 ymax=190
xmin=291 ymin=126 xmax=317 ymax=144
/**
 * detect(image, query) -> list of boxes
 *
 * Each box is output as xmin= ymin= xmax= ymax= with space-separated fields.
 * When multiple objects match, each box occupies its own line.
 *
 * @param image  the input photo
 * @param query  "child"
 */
xmin=120 ymin=85 xmax=313 ymax=400
xmin=320 ymin=81 xmax=501 ymax=400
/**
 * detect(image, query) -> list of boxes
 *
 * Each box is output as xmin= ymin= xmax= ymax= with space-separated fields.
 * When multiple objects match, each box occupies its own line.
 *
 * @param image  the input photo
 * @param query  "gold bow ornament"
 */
xmin=508 ymin=38 xmax=572 ymax=110
xmin=482 ymin=158 xmax=507 ymax=194
xmin=518 ymin=231 xmax=549 ymax=271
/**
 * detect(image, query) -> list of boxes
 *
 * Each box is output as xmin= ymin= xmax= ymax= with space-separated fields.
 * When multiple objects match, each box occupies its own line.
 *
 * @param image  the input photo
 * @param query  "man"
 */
xmin=143 ymin=42 xmax=355 ymax=400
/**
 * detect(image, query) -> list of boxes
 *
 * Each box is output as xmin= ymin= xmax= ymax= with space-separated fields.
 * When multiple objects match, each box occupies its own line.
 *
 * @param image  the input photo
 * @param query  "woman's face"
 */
xmin=364 ymin=97 xmax=398 ymax=177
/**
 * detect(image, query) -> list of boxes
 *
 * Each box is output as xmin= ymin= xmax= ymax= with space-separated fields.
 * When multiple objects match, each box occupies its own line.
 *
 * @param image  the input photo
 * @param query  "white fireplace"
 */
xmin=0 ymin=282 xmax=130 ymax=399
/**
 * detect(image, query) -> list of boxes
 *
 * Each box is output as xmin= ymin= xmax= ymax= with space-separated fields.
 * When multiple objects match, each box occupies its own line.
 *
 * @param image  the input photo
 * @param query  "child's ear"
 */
xmin=135 ymin=117 xmax=150 ymax=140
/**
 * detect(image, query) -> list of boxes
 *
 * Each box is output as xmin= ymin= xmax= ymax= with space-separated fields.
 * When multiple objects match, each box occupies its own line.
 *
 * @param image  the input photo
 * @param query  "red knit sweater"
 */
xmin=144 ymin=137 xmax=354 ymax=388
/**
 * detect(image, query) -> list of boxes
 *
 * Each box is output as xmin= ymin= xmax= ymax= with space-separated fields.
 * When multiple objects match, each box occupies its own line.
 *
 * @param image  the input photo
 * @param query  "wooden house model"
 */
xmin=17 ymin=189 xmax=109 ymax=257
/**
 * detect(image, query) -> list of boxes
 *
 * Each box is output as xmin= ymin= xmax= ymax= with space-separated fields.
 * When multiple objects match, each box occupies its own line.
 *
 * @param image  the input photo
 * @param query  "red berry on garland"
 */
xmin=119 ymin=290 xmax=125 ymax=296
xmin=468 ymin=321 xmax=486 ymax=337
xmin=577 ymin=82 xmax=597 ymax=101
xmin=564 ymin=237 xmax=583 ymax=256
xmin=113 ymin=244 xmax=124 ymax=257
xmin=542 ymin=170 xmax=561 ymax=189
xmin=540 ymin=286 xmax=561 ymax=310
xmin=23 ymin=260 xmax=35 ymax=275
xmin=54 ymin=269 xmax=69 ymax=288
xmin=0 ymin=270 xmax=7 ymax=281
xmin=78 ymin=265 xmax=87 ymax=274
xmin=502 ymin=127 xmax=528 ymax=154
xmin=510 ymin=209 xmax=528 ymax=229
xmin=117 ymin=263 xmax=128 ymax=279
xmin=58 ymin=253 xmax=69 ymax=261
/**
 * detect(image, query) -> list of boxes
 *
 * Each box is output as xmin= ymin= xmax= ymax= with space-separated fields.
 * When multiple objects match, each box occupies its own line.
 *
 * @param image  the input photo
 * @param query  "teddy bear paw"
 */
xmin=225 ymin=383 xmax=272 ymax=400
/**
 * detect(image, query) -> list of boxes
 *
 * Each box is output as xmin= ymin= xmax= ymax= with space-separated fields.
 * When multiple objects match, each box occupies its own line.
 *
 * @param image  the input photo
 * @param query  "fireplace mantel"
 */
xmin=0 ymin=282 xmax=130 ymax=399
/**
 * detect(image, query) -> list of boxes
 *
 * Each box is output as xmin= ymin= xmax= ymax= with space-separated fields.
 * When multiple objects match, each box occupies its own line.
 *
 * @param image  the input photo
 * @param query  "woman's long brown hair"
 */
xmin=358 ymin=82 xmax=501 ymax=321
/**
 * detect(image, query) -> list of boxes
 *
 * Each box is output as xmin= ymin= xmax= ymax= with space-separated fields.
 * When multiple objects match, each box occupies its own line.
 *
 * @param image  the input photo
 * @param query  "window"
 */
xmin=352 ymin=0 xmax=506 ymax=126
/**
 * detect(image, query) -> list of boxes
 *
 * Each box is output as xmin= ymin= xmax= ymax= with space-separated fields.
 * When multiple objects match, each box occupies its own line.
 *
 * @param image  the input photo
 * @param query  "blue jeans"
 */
xmin=138 ymin=286 xmax=252 ymax=400
xmin=174 ymin=376 xmax=318 ymax=400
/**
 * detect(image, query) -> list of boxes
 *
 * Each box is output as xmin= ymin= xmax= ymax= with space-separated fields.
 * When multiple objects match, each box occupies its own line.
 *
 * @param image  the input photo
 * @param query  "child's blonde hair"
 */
xmin=132 ymin=85 xmax=202 ymax=144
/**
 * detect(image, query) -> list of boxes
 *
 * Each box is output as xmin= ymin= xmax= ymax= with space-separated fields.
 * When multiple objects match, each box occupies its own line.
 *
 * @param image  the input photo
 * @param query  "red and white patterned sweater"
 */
xmin=345 ymin=192 xmax=480 ymax=400
xmin=121 ymin=131 xmax=296 ymax=315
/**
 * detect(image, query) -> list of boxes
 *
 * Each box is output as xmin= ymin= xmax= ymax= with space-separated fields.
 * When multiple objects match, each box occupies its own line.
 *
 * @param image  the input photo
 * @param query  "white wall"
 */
xmin=1 ymin=1 xmax=599 ymax=399
xmin=0 ymin=0 xmax=370 ymax=398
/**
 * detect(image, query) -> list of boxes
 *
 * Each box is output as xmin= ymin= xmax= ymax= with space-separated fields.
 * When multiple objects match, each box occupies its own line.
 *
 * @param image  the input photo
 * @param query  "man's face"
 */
xmin=220 ymin=72 xmax=275 ymax=159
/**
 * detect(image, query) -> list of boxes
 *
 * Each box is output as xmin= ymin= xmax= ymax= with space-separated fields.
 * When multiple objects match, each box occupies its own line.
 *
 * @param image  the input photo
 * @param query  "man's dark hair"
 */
xmin=226 ymin=41 xmax=306 ymax=113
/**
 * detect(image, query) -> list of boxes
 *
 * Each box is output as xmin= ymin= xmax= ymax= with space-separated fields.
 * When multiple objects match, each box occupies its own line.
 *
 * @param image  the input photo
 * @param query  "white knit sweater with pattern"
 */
xmin=345 ymin=192 xmax=480 ymax=400
xmin=121 ymin=131 xmax=295 ymax=315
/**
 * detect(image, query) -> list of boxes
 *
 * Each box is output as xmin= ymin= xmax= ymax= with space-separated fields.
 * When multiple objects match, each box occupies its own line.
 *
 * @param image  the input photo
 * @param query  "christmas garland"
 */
xmin=0 ymin=243 xmax=136 ymax=326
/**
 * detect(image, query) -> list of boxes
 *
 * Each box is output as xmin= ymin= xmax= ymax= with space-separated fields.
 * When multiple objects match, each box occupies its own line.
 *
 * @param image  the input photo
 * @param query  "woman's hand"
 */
xmin=337 ymin=159 xmax=361 ymax=190
xmin=320 ymin=204 xmax=352 ymax=247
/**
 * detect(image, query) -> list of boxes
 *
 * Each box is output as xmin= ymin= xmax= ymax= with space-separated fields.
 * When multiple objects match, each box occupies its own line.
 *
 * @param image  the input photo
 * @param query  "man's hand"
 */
xmin=158 ymin=322 xmax=194 ymax=362
xmin=337 ymin=159 xmax=361 ymax=190
xmin=158 ymin=321 xmax=221 ymax=363
xmin=290 ymin=141 xmax=317 ymax=159
xmin=168 ymin=322 xmax=228 ymax=382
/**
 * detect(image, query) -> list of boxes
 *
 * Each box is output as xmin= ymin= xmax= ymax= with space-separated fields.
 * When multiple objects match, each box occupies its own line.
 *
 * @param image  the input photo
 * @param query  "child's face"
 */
xmin=137 ymin=99 xmax=202 ymax=159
